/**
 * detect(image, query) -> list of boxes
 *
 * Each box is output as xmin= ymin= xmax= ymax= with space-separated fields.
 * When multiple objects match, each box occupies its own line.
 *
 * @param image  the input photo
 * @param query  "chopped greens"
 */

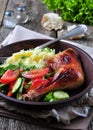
xmin=0 ymin=67 xmax=6 ymax=76
xmin=20 ymin=55 xmax=27 ymax=59
xmin=41 ymin=47 xmax=53 ymax=52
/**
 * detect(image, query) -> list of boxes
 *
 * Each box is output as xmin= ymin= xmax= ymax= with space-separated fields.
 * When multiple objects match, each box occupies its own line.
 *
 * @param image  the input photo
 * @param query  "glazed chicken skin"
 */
xmin=23 ymin=48 xmax=85 ymax=101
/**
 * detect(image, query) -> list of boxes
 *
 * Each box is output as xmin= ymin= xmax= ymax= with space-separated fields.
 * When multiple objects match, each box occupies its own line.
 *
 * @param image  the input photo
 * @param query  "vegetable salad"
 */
xmin=0 ymin=48 xmax=70 ymax=101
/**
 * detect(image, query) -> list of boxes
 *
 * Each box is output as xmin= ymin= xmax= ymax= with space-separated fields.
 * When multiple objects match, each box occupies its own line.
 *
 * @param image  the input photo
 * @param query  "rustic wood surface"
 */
xmin=0 ymin=0 xmax=93 ymax=130
xmin=0 ymin=0 xmax=56 ymax=43
xmin=0 ymin=0 xmax=9 ymax=27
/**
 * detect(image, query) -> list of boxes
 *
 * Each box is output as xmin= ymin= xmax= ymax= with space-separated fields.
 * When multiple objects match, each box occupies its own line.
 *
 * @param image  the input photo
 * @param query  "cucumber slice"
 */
xmin=53 ymin=90 xmax=70 ymax=100
xmin=16 ymin=78 xmax=25 ymax=100
xmin=18 ymin=77 xmax=24 ymax=93
xmin=12 ymin=77 xmax=22 ymax=93
xmin=16 ymin=93 xmax=22 ymax=100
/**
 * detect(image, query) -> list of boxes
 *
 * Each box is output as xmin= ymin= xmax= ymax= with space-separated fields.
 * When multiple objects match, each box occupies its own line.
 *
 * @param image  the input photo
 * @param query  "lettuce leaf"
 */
xmin=42 ymin=0 xmax=93 ymax=25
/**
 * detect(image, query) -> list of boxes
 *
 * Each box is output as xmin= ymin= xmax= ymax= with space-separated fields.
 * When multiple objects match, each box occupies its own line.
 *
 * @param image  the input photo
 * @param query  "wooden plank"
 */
xmin=0 ymin=0 xmax=56 ymax=43
xmin=0 ymin=0 xmax=9 ymax=27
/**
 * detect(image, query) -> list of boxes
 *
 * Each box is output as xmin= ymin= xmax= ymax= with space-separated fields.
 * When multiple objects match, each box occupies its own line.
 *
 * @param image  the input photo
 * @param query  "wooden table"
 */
xmin=0 ymin=0 xmax=93 ymax=130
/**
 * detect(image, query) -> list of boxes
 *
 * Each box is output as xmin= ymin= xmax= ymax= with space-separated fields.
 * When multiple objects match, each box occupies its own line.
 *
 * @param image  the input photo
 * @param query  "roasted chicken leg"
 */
xmin=23 ymin=48 xmax=84 ymax=101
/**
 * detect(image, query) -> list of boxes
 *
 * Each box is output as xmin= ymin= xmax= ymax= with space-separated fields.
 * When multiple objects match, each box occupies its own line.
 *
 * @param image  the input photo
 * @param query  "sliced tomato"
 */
xmin=27 ymin=78 xmax=42 ymax=92
xmin=7 ymin=81 xmax=16 ymax=97
xmin=7 ymin=90 xmax=13 ymax=97
xmin=47 ymin=77 xmax=53 ymax=82
xmin=0 ymin=69 xmax=20 ymax=84
xmin=27 ymin=78 xmax=49 ymax=92
xmin=22 ymin=68 xmax=49 ymax=79
xmin=9 ymin=81 xmax=16 ymax=90
xmin=42 ymin=79 xmax=49 ymax=86
xmin=0 ymin=79 xmax=1 ymax=83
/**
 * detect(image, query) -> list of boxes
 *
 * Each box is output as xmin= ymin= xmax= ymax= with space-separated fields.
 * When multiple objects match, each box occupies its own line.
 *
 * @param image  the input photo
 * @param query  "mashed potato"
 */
xmin=5 ymin=48 xmax=55 ymax=68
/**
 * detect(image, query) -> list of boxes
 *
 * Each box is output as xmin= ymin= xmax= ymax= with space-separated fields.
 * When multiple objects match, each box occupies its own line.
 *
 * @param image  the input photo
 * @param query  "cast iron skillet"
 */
xmin=0 ymin=39 xmax=93 ymax=110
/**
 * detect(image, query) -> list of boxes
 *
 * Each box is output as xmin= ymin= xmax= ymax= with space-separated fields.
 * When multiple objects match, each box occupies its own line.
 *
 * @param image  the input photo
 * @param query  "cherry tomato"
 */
xmin=0 ymin=69 xmax=20 ymax=84
xmin=22 ymin=68 xmax=49 ymax=79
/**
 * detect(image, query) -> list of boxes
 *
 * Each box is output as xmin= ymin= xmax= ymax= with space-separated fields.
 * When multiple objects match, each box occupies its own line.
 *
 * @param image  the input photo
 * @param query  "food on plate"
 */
xmin=5 ymin=47 xmax=55 ymax=68
xmin=23 ymin=48 xmax=84 ymax=101
xmin=0 ymin=47 xmax=84 ymax=102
